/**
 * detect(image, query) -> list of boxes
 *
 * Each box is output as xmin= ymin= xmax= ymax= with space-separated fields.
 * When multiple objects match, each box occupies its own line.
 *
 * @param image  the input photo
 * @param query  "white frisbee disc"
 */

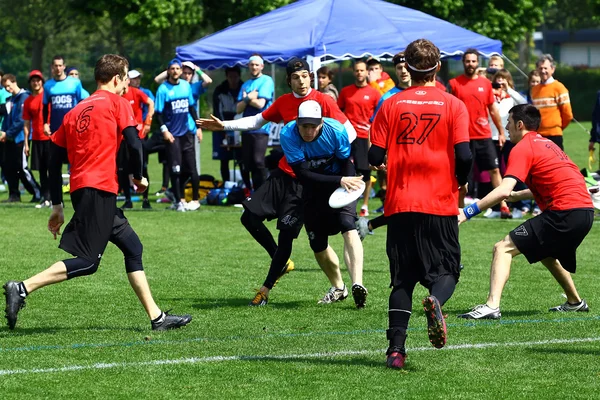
xmin=328 ymin=181 xmax=365 ymax=209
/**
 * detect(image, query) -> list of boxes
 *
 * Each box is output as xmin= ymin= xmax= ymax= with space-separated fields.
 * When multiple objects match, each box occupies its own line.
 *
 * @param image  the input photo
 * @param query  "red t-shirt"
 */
xmin=261 ymin=89 xmax=348 ymax=176
xmin=122 ymin=86 xmax=149 ymax=136
xmin=448 ymin=75 xmax=494 ymax=140
xmin=338 ymin=84 xmax=381 ymax=139
xmin=52 ymin=90 xmax=136 ymax=194
xmin=505 ymin=132 xmax=592 ymax=211
xmin=370 ymin=86 xmax=470 ymax=216
xmin=22 ymin=93 xmax=48 ymax=141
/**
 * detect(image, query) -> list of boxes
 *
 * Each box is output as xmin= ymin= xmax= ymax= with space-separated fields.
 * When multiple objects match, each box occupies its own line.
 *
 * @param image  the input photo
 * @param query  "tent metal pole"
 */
xmin=271 ymin=63 xmax=277 ymax=99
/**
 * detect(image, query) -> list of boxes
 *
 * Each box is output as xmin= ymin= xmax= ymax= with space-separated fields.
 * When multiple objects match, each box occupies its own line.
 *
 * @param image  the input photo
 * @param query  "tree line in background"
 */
xmin=0 ymin=0 xmax=598 ymax=98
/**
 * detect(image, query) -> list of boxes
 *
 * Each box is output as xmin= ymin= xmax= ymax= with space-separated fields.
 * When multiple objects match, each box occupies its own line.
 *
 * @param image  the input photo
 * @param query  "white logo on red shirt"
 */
xmin=415 ymin=91 xmax=426 ymax=95
xmin=478 ymin=87 xmax=484 ymax=92
xmin=364 ymin=95 xmax=370 ymax=100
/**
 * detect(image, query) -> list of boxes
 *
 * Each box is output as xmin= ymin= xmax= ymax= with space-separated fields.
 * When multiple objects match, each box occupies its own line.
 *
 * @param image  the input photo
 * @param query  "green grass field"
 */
xmin=1 ymin=124 xmax=598 ymax=399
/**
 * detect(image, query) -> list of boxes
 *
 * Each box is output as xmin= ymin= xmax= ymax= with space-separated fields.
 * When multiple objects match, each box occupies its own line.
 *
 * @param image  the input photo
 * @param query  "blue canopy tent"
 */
xmin=176 ymin=0 xmax=502 ymax=71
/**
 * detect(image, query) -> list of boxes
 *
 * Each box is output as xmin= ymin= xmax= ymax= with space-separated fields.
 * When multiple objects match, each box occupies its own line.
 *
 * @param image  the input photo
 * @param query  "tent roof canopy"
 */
xmin=176 ymin=0 xmax=502 ymax=70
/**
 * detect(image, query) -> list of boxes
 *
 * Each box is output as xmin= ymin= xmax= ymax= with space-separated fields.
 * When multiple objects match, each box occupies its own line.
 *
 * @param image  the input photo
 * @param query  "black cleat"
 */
xmin=351 ymin=283 xmax=368 ymax=309
xmin=142 ymin=200 xmax=152 ymax=210
xmin=121 ymin=200 xmax=133 ymax=210
xmin=4 ymin=281 xmax=26 ymax=330
xmin=151 ymin=311 xmax=192 ymax=331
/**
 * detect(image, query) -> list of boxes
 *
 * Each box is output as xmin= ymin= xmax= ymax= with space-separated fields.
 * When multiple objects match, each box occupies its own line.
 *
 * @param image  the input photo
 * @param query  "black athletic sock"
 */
xmin=429 ymin=275 xmax=457 ymax=306
xmin=17 ymin=282 xmax=28 ymax=298
xmin=263 ymin=230 xmax=295 ymax=289
xmin=388 ymin=282 xmax=416 ymax=335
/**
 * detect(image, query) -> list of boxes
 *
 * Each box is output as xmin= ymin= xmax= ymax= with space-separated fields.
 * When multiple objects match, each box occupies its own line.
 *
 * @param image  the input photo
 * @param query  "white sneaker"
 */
xmin=318 ymin=285 xmax=348 ymax=304
xmin=169 ymin=202 xmax=186 ymax=212
xmin=35 ymin=200 xmax=51 ymax=209
xmin=457 ymin=304 xmax=501 ymax=319
xmin=185 ymin=200 xmax=200 ymax=211
xmin=549 ymin=299 xmax=589 ymax=312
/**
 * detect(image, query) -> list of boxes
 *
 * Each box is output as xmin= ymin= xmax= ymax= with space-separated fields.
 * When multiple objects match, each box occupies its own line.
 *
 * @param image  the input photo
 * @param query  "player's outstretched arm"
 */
xmin=197 ymin=114 xmax=224 ymax=131
xmin=462 ymin=177 xmax=518 ymax=221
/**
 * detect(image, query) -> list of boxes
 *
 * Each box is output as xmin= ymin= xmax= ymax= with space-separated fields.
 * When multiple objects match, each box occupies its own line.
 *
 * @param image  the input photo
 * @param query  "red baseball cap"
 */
xmin=28 ymin=70 xmax=44 ymax=81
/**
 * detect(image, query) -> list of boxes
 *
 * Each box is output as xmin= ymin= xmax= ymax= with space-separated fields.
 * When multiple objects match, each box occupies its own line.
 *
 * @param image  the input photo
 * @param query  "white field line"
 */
xmin=0 ymin=336 xmax=598 ymax=376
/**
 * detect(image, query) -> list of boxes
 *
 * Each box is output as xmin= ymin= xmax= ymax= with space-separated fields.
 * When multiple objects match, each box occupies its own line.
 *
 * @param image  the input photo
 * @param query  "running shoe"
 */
xmin=272 ymin=259 xmax=295 ymax=288
xmin=549 ymin=299 xmax=589 ymax=312
xmin=500 ymin=206 xmax=513 ymax=219
xmin=386 ymin=346 xmax=407 ymax=369
xmin=422 ymin=296 xmax=447 ymax=349
xmin=151 ymin=311 xmax=192 ymax=331
xmin=318 ymin=285 xmax=348 ymax=304
xmin=351 ymin=284 xmax=368 ymax=309
xmin=359 ymin=206 xmax=369 ymax=217
xmin=249 ymin=290 xmax=268 ymax=307
xmin=185 ymin=200 xmax=201 ymax=211
xmin=142 ymin=200 xmax=152 ymax=210
xmin=4 ymin=281 xmax=26 ymax=330
xmin=457 ymin=304 xmax=501 ymax=320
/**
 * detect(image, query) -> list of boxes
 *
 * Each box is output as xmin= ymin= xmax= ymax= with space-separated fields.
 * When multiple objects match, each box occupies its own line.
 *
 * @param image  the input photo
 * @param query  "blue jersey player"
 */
xmin=236 ymin=54 xmax=274 ymax=190
xmin=280 ymin=100 xmax=368 ymax=309
xmin=43 ymin=56 xmax=84 ymax=135
xmin=154 ymin=58 xmax=201 ymax=212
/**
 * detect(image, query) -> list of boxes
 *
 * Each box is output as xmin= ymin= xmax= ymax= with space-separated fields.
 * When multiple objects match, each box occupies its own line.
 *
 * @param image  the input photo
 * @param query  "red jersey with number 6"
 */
xmin=52 ymin=90 xmax=137 ymax=194
xmin=505 ymin=132 xmax=592 ymax=211
xmin=370 ymin=86 xmax=470 ymax=216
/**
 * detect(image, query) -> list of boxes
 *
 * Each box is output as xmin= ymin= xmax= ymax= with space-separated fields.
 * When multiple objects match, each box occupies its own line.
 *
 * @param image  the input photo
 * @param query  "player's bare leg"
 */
xmin=127 ymin=271 xmax=162 ymax=320
xmin=541 ymin=258 xmax=582 ymax=304
xmin=342 ymin=230 xmax=363 ymax=285
xmin=23 ymin=262 xmax=68 ymax=293
xmin=315 ymin=246 xmax=344 ymax=288
xmin=486 ymin=235 xmax=521 ymax=309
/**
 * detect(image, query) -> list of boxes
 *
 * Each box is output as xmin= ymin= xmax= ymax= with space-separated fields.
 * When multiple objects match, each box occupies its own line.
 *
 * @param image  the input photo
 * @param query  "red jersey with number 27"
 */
xmin=370 ymin=86 xmax=470 ymax=216
xmin=261 ymin=89 xmax=348 ymax=176
xmin=52 ymin=90 xmax=137 ymax=194
xmin=505 ymin=132 xmax=592 ymax=211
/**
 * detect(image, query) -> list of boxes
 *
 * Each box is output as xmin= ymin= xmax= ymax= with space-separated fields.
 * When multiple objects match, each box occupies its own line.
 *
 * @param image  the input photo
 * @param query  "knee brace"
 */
xmin=64 ymin=257 xmax=99 ymax=279
xmin=308 ymin=230 xmax=328 ymax=253
xmin=171 ymin=164 xmax=181 ymax=174
xmin=340 ymin=214 xmax=357 ymax=234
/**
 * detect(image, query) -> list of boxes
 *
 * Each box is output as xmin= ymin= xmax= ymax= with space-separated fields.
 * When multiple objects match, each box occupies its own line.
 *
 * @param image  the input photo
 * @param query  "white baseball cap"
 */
xmin=182 ymin=61 xmax=196 ymax=70
xmin=128 ymin=70 xmax=141 ymax=79
xmin=297 ymin=100 xmax=322 ymax=125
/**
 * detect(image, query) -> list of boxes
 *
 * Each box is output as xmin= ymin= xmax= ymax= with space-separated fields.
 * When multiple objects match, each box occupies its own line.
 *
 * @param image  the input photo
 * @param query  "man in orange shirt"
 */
xmin=530 ymin=54 xmax=573 ymax=150
xmin=369 ymin=39 xmax=472 ymax=369
xmin=338 ymin=61 xmax=381 ymax=217
xmin=367 ymin=58 xmax=395 ymax=95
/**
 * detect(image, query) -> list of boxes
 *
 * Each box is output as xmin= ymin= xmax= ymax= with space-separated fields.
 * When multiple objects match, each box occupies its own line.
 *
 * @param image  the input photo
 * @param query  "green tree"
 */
xmin=391 ymin=0 xmax=554 ymax=51
xmin=201 ymin=0 xmax=293 ymax=31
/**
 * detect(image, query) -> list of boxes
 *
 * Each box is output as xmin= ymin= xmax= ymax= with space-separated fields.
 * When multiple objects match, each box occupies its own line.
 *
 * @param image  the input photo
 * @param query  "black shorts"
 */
xmin=59 ymin=188 xmax=130 ymax=262
xmin=166 ymin=134 xmax=197 ymax=173
xmin=242 ymin=169 xmax=304 ymax=236
xmin=386 ymin=212 xmax=461 ymax=288
xmin=470 ymin=138 xmax=499 ymax=171
xmin=509 ymin=209 xmax=593 ymax=273
xmin=351 ymin=137 xmax=370 ymax=172
xmin=30 ymin=140 xmax=50 ymax=170
xmin=304 ymin=189 xmax=357 ymax=238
